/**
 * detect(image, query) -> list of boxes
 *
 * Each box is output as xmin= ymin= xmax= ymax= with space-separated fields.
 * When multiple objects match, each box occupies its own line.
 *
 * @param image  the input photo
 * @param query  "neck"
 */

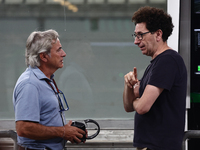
xmin=152 ymin=42 xmax=171 ymax=59
xmin=38 ymin=65 xmax=55 ymax=79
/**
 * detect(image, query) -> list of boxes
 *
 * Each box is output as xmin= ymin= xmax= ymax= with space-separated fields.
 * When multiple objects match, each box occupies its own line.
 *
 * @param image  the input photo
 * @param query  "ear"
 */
xmin=156 ymin=29 xmax=163 ymax=42
xmin=39 ymin=53 xmax=48 ymax=63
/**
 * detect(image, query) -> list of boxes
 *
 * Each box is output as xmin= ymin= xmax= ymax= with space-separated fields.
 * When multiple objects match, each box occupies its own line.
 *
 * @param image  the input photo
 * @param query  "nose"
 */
xmin=62 ymin=49 xmax=66 ymax=57
xmin=134 ymin=37 xmax=141 ymax=45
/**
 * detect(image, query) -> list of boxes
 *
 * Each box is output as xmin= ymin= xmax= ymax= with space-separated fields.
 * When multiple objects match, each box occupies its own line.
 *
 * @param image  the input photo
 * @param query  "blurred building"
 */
xmin=0 ymin=0 xmax=166 ymax=149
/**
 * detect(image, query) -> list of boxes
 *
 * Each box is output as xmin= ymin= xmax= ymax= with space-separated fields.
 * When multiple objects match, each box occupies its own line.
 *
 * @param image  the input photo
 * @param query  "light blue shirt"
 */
xmin=13 ymin=66 xmax=66 ymax=150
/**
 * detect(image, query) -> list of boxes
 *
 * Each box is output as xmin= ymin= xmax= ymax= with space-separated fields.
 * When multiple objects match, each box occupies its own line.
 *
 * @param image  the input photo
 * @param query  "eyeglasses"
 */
xmin=45 ymin=79 xmax=68 ymax=126
xmin=132 ymin=31 xmax=151 ymax=40
xmin=56 ymin=90 xmax=69 ymax=112
xmin=56 ymin=90 xmax=68 ymax=125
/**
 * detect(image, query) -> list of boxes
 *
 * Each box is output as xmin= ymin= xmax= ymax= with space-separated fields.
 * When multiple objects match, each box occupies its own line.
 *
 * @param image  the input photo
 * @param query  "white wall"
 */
xmin=167 ymin=0 xmax=180 ymax=52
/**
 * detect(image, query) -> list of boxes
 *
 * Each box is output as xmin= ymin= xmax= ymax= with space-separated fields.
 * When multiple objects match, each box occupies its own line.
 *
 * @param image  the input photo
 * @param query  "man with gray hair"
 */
xmin=13 ymin=29 xmax=86 ymax=150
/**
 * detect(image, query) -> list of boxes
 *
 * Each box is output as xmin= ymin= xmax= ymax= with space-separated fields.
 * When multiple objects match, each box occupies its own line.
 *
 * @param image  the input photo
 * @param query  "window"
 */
xmin=0 ymin=0 xmax=166 ymax=121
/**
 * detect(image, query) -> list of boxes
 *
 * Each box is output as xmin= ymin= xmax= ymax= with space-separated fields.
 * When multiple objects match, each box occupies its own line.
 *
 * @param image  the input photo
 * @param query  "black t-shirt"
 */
xmin=133 ymin=50 xmax=187 ymax=150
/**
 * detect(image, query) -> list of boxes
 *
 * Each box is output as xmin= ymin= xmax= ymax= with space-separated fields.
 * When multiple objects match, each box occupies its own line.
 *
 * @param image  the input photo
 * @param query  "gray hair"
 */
xmin=25 ymin=29 xmax=59 ymax=67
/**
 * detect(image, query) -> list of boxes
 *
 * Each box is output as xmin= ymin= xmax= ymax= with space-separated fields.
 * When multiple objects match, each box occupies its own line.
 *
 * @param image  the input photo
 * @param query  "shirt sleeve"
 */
xmin=14 ymin=83 xmax=40 ymax=122
xmin=148 ymin=55 xmax=178 ymax=91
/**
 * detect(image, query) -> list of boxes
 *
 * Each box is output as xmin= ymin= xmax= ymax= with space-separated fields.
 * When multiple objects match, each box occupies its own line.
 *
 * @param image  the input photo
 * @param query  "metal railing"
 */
xmin=0 ymin=130 xmax=18 ymax=150
xmin=182 ymin=130 xmax=200 ymax=150
xmin=1 ymin=130 xmax=200 ymax=150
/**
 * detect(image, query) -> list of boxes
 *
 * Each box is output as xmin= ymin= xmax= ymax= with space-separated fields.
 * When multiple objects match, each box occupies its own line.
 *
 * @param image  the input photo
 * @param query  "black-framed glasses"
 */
xmin=132 ymin=31 xmax=151 ymax=40
xmin=56 ymin=90 xmax=69 ymax=112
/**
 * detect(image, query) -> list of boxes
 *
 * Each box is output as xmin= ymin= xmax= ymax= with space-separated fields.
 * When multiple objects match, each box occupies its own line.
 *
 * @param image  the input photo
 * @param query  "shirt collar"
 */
xmin=29 ymin=66 xmax=54 ymax=81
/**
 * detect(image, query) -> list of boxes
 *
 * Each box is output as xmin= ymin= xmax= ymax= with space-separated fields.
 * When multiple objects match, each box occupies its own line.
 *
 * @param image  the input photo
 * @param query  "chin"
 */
xmin=141 ymin=51 xmax=147 ymax=55
xmin=58 ymin=65 xmax=64 ymax=69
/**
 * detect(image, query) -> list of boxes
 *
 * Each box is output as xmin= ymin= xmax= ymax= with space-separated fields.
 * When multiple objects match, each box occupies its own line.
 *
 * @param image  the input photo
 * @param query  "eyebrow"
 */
xmin=57 ymin=47 xmax=62 ymax=51
xmin=134 ymin=31 xmax=143 ymax=34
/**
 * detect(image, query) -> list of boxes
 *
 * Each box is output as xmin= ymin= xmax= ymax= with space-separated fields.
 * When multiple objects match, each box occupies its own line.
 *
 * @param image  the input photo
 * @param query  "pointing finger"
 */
xmin=133 ymin=67 xmax=138 ymax=82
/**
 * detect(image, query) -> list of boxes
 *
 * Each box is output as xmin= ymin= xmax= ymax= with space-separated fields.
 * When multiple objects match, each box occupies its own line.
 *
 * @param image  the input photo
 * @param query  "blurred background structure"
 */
xmin=0 ymin=0 xmax=166 ymax=149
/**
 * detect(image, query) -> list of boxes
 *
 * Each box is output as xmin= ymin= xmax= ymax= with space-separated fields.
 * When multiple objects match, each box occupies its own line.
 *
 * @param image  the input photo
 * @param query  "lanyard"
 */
xmin=45 ymin=79 xmax=59 ymax=94
xmin=45 ymin=79 xmax=65 ymax=126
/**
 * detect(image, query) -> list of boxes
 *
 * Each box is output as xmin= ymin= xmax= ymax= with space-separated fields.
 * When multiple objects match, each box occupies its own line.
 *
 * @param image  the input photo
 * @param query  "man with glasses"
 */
xmin=123 ymin=6 xmax=187 ymax=150
xmin=13 ymin=29 xmax=86 ymax=150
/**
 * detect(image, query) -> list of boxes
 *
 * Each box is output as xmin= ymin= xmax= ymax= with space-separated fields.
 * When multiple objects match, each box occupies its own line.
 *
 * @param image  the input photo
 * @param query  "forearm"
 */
xmin=123 ymin=84 xmax=138 ymax=112
xmin=16 ymin=121 xmax=63 ymax=140
xmin=132 ymin=85 xmax=164 ymax=115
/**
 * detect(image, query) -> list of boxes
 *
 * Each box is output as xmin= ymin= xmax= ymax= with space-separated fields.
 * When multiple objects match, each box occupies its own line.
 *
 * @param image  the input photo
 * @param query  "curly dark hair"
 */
xmin=132 ymin=6 xmax=174 ymax=42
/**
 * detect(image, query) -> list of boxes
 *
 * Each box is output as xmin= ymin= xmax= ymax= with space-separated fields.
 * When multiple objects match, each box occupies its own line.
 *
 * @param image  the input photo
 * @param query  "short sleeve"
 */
xmin=149 ymin=55 xmax=178 ymax=91
xmin=15 ymin=83 xmax=40 ymax=122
